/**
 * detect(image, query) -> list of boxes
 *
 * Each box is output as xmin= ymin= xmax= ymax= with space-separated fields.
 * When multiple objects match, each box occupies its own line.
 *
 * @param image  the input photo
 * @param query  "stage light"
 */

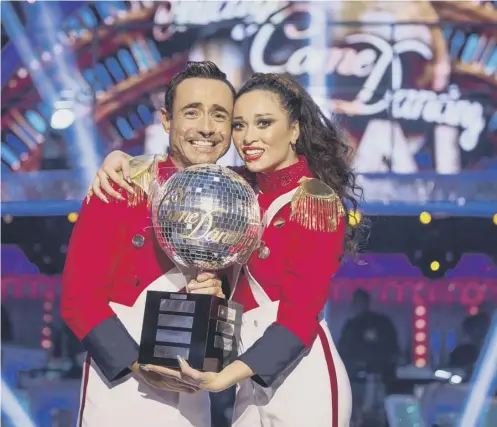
xmin=50 ymin=90 xmax=84 ymax=130
xmin=413 ymin=303 xmax=429 ymax=366
xmin=419 ymin=211 xmax=431 ymax=224
xmin=415 ymin=358 xmax=426 ymax=367
xmin=50 ymin=105 xmax=75 ymax=130
xmin=469 ymin=306 xmax=479 ymax=315
xmin=450 ymin=374 xmax=463 ymax=384
xmin=435 ymin=369 xmax=452 ymax=380
xmin=493 ymin=214 xmax=497 ymax=225
xmin=348 ymin=210 xmax=362 ymax=226
xmin=415 ymin=319 xmax=426 ymax=329
xmin=415 ymin=345 xmax=426 ymax=355
xmin=415 ymin=332 xmax=426 ymax=342
xmin=67 ymin=212 xmax=78 ymax=223
xmin=3 ymin=215 xmax=13 ymax=224
xmin=434 ymin=369 xmax=465 ymax=385
xmin=415 ymin=306 xmax=426 ymax=316
xmin=430 ymin=261 xmax=440 ymax=271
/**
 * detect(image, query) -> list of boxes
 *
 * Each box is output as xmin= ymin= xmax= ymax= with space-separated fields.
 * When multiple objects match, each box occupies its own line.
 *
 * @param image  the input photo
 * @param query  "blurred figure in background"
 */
xmin=1 ymin=304 xmax=14 ymax=365
xmin=51 ymin=323 xmax=85 ymax=379
xmin=338 ymin=289 xmax=400 ymax=426
xmin=449 ymin=310 xmax=490 ymax=374
xmin=1 ymin=304 xmax=13 ymax=344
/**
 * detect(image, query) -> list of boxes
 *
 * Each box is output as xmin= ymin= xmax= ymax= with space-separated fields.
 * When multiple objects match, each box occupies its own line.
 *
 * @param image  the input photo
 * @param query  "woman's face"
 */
xmin=232 ymin=90 xmax=299 ymax=173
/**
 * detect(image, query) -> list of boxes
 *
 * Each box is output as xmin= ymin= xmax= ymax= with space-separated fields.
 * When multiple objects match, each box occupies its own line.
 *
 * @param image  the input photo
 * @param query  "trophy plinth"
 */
xmin=138 ymin=291 xmax=243 ymax=372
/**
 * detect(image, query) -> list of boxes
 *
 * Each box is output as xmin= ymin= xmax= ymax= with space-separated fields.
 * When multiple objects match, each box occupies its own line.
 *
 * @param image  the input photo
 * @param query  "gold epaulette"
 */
xmin=127 ymin=154 xmax=167 ymax=207
xmin=290 ymin=177 xmax=345 ymax=232
xmin=85 ymin=154 xmax=167 ymax=207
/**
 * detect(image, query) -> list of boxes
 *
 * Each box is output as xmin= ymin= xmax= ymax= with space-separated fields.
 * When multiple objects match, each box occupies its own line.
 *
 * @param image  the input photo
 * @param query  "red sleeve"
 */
xmin=237 ymin=216 xmax=345 ymax=387
xmin=276 ymin=218 xmax=345 ymax=347
xmin=61 ymin=192 xmax=140 ymax=382
xmin=61 ymin=194 xmax=125 ymax=340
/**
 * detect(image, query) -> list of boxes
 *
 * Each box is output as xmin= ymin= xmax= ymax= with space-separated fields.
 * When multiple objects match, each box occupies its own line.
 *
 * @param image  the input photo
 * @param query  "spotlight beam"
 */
xmin=1 ymin=378 xmax=37 ymax=427
xmin=2 ymin=1 xmax=56 ymax=103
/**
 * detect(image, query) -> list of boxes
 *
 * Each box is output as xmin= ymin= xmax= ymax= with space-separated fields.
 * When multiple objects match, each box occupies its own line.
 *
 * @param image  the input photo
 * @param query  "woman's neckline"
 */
xmin=256 ymin=155 xmax=309 ymax=194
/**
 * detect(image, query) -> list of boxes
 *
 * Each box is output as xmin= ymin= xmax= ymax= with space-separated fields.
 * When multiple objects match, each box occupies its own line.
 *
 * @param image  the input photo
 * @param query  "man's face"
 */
xmin=161 ymin=78 xmax=234 ymax=169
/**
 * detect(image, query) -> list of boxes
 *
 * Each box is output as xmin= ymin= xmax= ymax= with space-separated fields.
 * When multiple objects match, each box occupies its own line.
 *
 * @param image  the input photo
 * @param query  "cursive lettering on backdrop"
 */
xmin=152 ymin=0 xmax=486 ymax=144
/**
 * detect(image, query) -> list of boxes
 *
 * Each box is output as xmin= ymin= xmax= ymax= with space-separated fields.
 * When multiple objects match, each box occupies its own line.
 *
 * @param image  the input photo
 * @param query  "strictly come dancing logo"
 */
xmin=152 ymin=1 xmax=487 ymax=139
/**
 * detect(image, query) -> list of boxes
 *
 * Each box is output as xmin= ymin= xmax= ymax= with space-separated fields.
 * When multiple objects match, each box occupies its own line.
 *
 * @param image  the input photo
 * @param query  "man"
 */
xmin=449 ymin=310 xmax=490 ymax=373
xmin=62 ymin=61 xmax=236 ymax=427
xmin=338 ymin=289 xmax=399 ymax=426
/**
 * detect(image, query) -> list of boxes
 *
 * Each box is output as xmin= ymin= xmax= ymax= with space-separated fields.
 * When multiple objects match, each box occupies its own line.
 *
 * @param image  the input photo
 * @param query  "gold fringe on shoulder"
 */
xmin=127 ymin=154 xmax=167 ymax=207
xmin=85 ymin=154 xmax=167 ymax=206
xmin=290 ymin=177 xmax=345 ymax=232
xmin=85 ymin=187 xmax=94 ymax=204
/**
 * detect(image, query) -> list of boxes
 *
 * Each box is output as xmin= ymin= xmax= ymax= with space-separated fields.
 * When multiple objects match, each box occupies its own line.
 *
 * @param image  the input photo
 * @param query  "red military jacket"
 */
xmin=61 ymin=155 xmax=178 ymax=382
xmin=62 ymin=153 xmax=345 ymax=386
xmin=233 ymin=156 xmax=345 ymax=387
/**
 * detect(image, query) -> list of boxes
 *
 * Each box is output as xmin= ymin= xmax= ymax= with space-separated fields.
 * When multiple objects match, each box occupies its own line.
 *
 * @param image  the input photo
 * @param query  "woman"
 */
xmin=90 ymin=73 xmax=362 ymax=426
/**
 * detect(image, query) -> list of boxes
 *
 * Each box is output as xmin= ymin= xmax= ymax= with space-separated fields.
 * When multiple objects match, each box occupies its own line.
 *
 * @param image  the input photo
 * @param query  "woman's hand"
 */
xmin=142 ymin=358 xmax=227 ymax=392
xmin=143 ymin=356 xmax=254 ymax=393
xmin=177 ymin=357 xmax=227 ymax=392
xmin=177 ymin=358 xmax=254 ymax=392
xmin=187 ymin=272 xmax=225 ymax=298
xmin=90 ymin=150 xmax=134 ymax=203
xmin=130 ymin=361 xmax=199 ymax=393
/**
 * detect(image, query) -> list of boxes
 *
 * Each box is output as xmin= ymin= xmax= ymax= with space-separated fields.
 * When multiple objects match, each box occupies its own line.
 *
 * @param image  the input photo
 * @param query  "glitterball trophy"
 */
xmin=138 ymin=164 xmax=262 ymax=372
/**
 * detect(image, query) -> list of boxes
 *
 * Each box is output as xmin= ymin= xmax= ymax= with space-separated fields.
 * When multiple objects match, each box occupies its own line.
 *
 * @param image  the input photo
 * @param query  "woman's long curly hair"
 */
xmin=236 ymin=73 xmax=366 ymax=257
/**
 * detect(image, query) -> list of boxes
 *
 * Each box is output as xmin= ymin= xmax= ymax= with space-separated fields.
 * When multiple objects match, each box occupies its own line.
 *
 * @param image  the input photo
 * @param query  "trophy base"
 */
xmin=138 ymin=291 xmax=243 ymax=373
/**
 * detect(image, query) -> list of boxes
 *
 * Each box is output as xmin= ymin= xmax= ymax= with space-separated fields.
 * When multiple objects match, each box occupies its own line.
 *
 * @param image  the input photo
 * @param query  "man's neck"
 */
xmin=169 ymin=156 xmax=185 ymax=171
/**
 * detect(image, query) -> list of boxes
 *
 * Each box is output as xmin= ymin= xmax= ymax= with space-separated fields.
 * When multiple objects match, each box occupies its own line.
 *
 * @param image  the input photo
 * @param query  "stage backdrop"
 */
xmin=2 ymin=1 xmax=497 ymax=216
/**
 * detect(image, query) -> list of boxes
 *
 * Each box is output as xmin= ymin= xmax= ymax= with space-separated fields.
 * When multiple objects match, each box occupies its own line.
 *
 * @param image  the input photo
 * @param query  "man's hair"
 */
xmin=164 ymin=61 xmax=236 ymax=118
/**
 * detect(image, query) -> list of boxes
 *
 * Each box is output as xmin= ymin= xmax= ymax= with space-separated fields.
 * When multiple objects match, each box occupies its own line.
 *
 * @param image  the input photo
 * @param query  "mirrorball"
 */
xmin=151 ymin=164 xmax=262 ymax=270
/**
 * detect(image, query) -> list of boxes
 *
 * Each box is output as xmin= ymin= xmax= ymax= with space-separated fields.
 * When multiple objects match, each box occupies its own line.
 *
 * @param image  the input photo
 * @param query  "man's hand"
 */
xmin=187 ymin=272 xmax=225 ymax=298
xmin=130 ymin=362 xmax=199 ymax=393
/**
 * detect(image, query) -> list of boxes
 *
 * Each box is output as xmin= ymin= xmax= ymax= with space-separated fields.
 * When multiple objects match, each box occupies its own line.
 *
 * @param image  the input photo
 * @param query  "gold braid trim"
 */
xmin=127 ymin=154 xmax=167 ymax=207
xmin=290 ymin=177 xmax=345 ymax=232
xmin=85 ymin=153 xmax=167 ymax=205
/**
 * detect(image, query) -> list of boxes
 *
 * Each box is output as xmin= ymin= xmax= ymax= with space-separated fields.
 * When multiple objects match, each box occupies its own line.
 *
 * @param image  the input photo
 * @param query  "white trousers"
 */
xmin=77 ymin=268 xmax=211 ymax=427
xmin=233 ymin=300 xmax=352 ymax=427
